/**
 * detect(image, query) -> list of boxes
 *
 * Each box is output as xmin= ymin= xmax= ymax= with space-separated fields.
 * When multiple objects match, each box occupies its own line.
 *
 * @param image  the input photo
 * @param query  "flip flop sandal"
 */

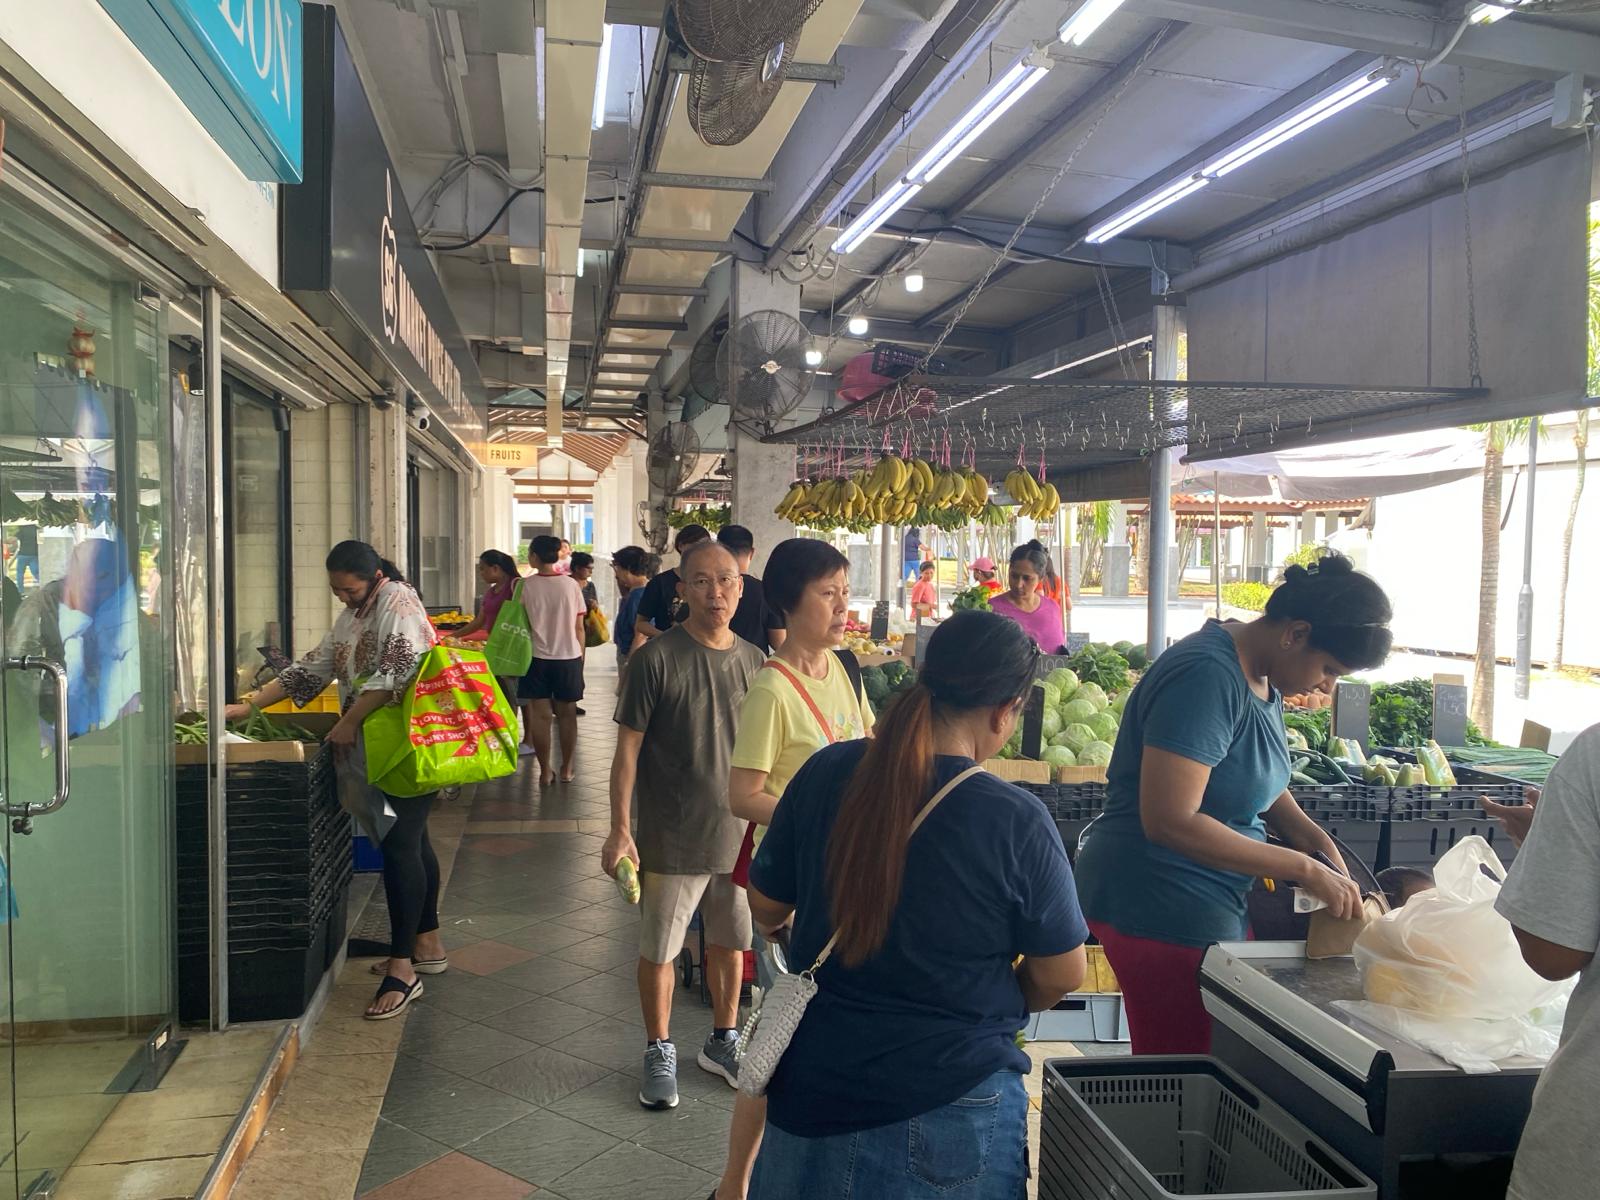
xmin=364 ymin=975 xmax=424 ymax=1021
xmin=370 ymin=957 xmax=448 ymax=976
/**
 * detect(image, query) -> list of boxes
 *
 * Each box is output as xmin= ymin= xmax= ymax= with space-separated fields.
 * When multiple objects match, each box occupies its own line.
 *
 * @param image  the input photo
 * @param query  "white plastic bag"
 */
xmin=1341 ymin=836 xmax=1574 ymax=1070
xmin=1354 ymin=836 xmax=1569 ymax=1019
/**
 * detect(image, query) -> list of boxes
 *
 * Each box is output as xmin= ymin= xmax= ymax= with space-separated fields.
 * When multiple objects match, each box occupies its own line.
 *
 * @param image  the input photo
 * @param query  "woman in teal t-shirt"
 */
xmin=1075 ymin=554 xmax=1393 ymax=1054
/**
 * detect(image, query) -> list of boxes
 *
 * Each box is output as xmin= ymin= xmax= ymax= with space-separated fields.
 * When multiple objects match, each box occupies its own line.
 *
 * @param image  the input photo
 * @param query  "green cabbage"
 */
xmin=1038 ymin=680 xmax=1062 ymax=710
xmin=1071 ymin=682 xmax=1109 ymax=713
xmin=1061 ymin=723 xmax=1096 ymax=755
xmin=1049 ymin=730 xmax=1078 ymax=748
xmin=1046 ymin=667 xmax=1080 ymax=695
xmin=1061 ymin=698 xmax=1097 ymax=726
xmin=1110 ymin=689 xmax=1131 ymax=716
xmin=1078 ymin=740 xmax=1114 ymax=767
xmin=1087 ymin=711 xmax=1119 ymax=742
xmin=1042 ymin=745 xmax=1077 ymax=769
xmin=1040 ymin=707 xmax=1063 ymax=740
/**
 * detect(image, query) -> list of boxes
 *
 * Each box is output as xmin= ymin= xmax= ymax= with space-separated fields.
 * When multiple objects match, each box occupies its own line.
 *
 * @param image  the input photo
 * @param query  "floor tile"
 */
xmin=471 ymin=1046 xmax=611 ymax=1107
xmin=498 ymin=923 xmax=594 ymax=956
xmin=490 ymin=955 xmax=599 ymax=996
xmin=460 ymin=1108 xmax=619 ymax=1185
xmin=540 ymin=1017 xmax=649 ymax=1075
xmin=446 ymin=940 xmax=539 ymax=976
xmin=357 ymin=1118 xmax=452 ymax=1196
xmin=55 ymin=1156 xmax=211 ymax=1200
xmin=406 ymin=1020 xmax=541 ymax=1077
xmin=549 ymin=1142 xmax=719 ymax=1200
xmin=380 ymin=1074 xmax=534 ymax=1149
xmin=630 ymin=1101 xmax=736 ymax=1173
xmin=411 ymin=973 xmax=532 ymax=1023
xmin=554 ymin=905 xmax=640 ymax=935
xmin=546 ymin=972 xmax=647 ymax=1017
xmin=549 ymin=935 xmax=640 ymax=973
xmin=481 ymin=995 xmax=606 ymax=1045
xmin=443 ymin=908 xmax=539 ymax=940
xmin=363 ymin=1150 xmax=535 ymax=1200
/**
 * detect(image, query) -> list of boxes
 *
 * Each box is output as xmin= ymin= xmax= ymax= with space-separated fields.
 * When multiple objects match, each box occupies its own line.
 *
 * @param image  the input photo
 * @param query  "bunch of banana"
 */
xmin=775 ymin=479 xmax=816 ymax=522
xmin=978 ymin=501 xmax=1011 ymax=527
xmin=1003 ymin=467 xmax=1061 ymax=522
xmin=959 ymin=468 xmax=991 ymax=517
xmin=862 ymin=454 xmax=910 ymax=499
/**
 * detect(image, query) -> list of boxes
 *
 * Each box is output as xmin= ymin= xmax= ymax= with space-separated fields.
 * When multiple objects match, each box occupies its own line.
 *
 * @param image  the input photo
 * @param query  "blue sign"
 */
xmin=100 ymin=0 xmax=303 ymax=182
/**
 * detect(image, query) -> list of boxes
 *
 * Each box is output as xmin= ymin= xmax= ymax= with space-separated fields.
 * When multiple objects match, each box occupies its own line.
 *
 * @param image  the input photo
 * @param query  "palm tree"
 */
xmin=1554 ymin=218 xmax=1600 ymax=670
xmin=1471 ymin=418 xmax=1532 ymax=736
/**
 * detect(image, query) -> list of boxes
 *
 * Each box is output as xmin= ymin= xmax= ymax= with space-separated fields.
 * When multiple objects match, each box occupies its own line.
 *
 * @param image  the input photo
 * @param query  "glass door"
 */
xmin=0 ymin=187 xmax=176 ymax=1197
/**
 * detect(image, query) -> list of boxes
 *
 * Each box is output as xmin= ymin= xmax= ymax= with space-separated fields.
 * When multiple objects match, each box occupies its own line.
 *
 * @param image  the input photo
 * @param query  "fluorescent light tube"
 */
xmin=1086 ymin=175 xmax=1207 ymax=243
xmin=1059 ymin=0 xmax=1127 ymax=47
xmin=592 ymin=24 xmax=614 ymax=129
xmin=833 ymin=180 xmax=923 ymax=254
xmin=847 ymin=315 xmax=869 ymax=336
xmin=1207 ymin=72 xmax=1393 ymax=178
xmin=1469 ymin=3 xmax=1513 ymax=22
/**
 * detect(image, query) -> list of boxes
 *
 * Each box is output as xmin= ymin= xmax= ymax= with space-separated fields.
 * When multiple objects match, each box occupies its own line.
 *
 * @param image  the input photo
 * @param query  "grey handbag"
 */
xmin=735 ymin=764 xmax=985 ymax=1096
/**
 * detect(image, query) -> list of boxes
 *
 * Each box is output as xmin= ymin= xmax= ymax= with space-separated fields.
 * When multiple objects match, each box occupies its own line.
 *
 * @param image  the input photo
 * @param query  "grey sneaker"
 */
xmin=640 ymin=1040 xmax=679 ymax=1110
xmin=697 ymin=1030 xmax=740 ymax=1088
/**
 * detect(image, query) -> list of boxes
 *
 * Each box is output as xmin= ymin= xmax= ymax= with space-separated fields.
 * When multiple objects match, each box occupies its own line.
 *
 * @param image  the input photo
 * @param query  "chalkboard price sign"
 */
xmin=1065 ymin=631 xmax=1091 ymax=654
xmin=1433 ymin=682 xmax=1470 ymax=747
xmin=1033 ymin=653 xmax=1076 ymax=680
xmin=1332 ymin=682 xmax=1371 ymax=750
xmin=869 ymin=600 xmax=890 ymax=642
xmin=1021 ymin=683 xmax=1046 ymax=759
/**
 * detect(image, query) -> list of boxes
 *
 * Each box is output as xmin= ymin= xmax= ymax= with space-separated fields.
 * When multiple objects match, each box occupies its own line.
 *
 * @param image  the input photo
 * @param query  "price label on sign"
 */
xmin=1034 ymin=653 xmax=1075 ymax=680
xmin=1065 ymin=632 xmax=1090 ymax=654
xmin=869 ymin=600 xmax=890 ymax=642
xmin=1433 ymin=682 xmax=1469 ymax=747
xmin=1332 ymin=681 xmax=1371 ymax=751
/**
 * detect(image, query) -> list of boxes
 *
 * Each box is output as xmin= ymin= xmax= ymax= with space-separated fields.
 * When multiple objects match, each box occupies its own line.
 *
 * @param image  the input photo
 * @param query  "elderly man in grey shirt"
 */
xmin=1491 ymin=728 xmax=1600 ymax=1200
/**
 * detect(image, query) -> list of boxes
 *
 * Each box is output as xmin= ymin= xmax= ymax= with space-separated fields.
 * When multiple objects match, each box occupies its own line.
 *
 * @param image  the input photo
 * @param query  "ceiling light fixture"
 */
xmin=592 ymin=23 xmax=614 ymax=129
xmin=846 ymin=315 xmax=869 ymax=336
xmin=1058 ymin=0 xmax=1127 ymax=47
xmin=1086 ymin=61 xmax=1398 ymax=244
xmin=1468 ymin=2 xmax=1515 ymax=22
xmin=832 ymin=50 xmax=1052 ymax=255
xmin=805 ymin=347 xmax=824 ymax=366
xmin=904 ymin=271 xmax=924 ymax=294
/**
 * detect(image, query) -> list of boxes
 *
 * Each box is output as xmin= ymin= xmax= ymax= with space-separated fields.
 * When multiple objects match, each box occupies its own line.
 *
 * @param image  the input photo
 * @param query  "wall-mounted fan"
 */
xmin=673 ymin=0 xmax=823 ymax=147
xmin=687 ymin=319 xmax=730 ymax=407
xmin=718 ymin=309 xmax=814 ymax=435
xmin=647 ymin=419 xmax=703 ymax=499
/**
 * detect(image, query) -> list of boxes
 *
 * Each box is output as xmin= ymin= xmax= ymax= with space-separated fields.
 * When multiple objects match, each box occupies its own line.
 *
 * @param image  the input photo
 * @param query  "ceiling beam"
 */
xmin=1123 ymin=0 xmax=1600 ymax=82
xmin=640 ymin=171 xmax=775 ymax=194
xmin=617 ymin=283 xmax=710 ymax=298
xmin=803 ymin=312 xmax=1002 ymax=354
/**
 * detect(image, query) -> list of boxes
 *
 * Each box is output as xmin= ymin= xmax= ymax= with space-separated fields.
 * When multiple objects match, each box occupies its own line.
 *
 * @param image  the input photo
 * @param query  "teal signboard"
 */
xmin=100 ymin=0 xmax=303 ymax=182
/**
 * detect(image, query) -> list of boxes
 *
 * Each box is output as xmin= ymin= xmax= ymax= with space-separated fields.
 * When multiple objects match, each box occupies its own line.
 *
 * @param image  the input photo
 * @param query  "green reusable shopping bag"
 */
xmin=364 ymin=645 xmax=519 ymax=798
xmin=482 ymin=580 xmax=533 ymax=676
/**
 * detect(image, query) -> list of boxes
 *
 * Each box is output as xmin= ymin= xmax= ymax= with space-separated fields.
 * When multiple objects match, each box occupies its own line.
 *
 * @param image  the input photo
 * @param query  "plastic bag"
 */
xmin=363 ymin=645 xmax=519 ymax=798
xmin=482 ymin=581 xmax=533 ymax=676
xmin=335 ymin=732 xmax=396 ymax=842
xmin=584 ymin=604 xmax=610 ymax=648
xmin=1332 ymin=995 xmax=1568 ymax=1073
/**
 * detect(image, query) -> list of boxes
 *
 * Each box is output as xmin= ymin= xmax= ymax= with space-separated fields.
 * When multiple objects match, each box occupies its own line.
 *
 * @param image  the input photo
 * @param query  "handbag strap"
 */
xmin=763 ymin=658 xmax=837 ymax=745
xmin=805 ymin=764 xmax=986 ymax=977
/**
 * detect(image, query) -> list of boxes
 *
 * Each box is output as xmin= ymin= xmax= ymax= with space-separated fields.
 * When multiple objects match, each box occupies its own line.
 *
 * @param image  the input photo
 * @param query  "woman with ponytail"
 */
xmin=1075 ymin=552 xmax=1393 ymax=1055
xmin=739 ymin=610 xmax=1088 ymax=1199
xmin=225 ymin=540 xmax=441 ymax=1020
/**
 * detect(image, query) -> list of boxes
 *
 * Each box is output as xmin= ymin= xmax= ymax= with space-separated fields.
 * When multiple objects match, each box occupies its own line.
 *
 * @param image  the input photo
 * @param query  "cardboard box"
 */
xmin=1056 ymin=765 xmax=1109 ymax=784
xmin=984 ymin=758 xmax=1052 ymax=784
xmin=176 ymin=713 xmax=339 ymax=766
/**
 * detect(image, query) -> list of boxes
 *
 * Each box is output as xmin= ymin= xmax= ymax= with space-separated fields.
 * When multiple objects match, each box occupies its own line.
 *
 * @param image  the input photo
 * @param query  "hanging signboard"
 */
xmin=480 ymin=443 xmax=541 ymax=471
xmin=98 ymin=0 xmax=304 ymax=181
xmin=282 ymin=6 xmax=487 ymax=452
xmin=1332 ymin=681 xmax=1371 ymax=751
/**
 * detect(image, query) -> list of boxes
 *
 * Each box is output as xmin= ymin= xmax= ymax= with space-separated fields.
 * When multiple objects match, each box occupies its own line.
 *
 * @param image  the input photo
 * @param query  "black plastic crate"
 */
xmin=1384 ymin=797 xmax=1520 ymax=870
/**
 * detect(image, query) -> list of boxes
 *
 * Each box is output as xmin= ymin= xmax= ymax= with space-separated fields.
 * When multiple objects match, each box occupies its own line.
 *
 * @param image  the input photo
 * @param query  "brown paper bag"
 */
xmin=1307 ymin=893 xmax=1391 ymax=959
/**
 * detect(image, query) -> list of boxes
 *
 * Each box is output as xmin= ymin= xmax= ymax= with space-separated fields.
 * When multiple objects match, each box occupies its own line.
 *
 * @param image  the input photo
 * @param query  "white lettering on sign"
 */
xmin=216 ymin=0 xmax=295 ymax=119
xmin=379 ymin=170 xmax=467 ymax=419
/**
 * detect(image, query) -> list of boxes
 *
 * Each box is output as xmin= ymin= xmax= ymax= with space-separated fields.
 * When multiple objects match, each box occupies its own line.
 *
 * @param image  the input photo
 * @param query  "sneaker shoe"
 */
xmin=517 ymin=743 xmax=537 ymax=757
xmin=697 ymin=1030 xmax=740 ymax=1089
xmin=640 ymin=1040 xmax=679 ymax=1110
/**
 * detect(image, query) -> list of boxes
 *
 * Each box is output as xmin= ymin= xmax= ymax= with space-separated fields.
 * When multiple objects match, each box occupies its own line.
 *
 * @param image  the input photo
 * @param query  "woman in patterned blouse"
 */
xmin=226 ymin=541 xmax=439 ymax=1019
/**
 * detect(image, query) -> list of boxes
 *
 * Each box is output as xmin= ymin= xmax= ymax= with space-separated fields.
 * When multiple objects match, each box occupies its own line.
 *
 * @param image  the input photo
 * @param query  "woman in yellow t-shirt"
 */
xmin=713 ymin=536 xmax=873 ymax=1200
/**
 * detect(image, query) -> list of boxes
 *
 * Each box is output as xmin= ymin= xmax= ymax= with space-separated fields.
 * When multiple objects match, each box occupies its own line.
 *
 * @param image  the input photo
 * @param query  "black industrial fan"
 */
xmin=673 ymin=0 xmax=823 ymax=63
xmin=717 ymin=309 xmax=814 ymax=435
xmin=687 ymin=319 xmax=730 ymax=406
xmin=646 ymin=420 xmax=703 ymax=499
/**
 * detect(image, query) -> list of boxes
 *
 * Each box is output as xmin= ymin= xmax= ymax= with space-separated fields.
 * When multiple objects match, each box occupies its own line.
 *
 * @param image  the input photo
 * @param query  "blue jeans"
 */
xmin=750 ymin=1069 xmax=1029 ymax=1200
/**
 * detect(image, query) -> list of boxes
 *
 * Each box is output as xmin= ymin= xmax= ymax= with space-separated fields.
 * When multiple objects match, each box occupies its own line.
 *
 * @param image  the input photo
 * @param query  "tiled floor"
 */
xmin=243 ymin=665 xmax=1116 ymax=1200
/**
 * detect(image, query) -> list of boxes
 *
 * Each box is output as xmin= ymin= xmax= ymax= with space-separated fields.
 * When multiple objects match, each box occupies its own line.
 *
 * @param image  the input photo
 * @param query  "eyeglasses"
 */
xmin=685 ymin=573 xmax=741 ymax=593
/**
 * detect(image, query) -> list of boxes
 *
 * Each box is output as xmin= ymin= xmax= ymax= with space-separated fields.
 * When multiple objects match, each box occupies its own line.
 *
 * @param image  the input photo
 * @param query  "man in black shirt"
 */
xmin=716 ymin=524 xmax=786 ymax=654
xmin=633 ymin=524 xmax=711 ymax=646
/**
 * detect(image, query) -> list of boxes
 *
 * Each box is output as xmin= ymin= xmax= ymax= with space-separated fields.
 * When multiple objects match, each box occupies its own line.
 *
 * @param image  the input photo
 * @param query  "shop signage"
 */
xmin=282 ymin=6 xmax=487 ymax=451
xmin=480 ymin=443 xmax=540 ymax=470
xmin=98 ymin=0 xmax=304 ymax=182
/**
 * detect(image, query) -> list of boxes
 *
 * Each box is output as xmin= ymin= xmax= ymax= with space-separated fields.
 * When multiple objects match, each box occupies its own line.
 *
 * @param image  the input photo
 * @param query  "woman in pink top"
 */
xmin=988 ymin=540 xmax=1065 ymax=653
xmin=518 ymin=535 xmax=589 ymax=785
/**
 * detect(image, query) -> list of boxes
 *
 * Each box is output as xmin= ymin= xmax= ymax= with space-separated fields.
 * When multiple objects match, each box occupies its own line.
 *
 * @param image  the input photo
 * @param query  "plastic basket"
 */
xmin=1040 ymin=1057 xmax=1375 ymax=1200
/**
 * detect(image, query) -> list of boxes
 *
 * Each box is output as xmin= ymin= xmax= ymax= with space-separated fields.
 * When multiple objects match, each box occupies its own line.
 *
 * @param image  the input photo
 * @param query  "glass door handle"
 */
xmin=2 ymin=656 xmax=70 ymax=827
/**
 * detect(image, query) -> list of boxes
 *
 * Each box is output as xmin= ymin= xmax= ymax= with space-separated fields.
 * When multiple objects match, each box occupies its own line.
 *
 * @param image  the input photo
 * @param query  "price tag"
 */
xmin=1332 ymin=681 xmax=1371 ymax=750
xmin=1433 ymin=682 xmax=1469 ymax=747
xmin=1066 ymin=631 xmax=1091 ymax=654
xmin=869 ymin=600 xmax=890 ymax=642
xmin=1020 ymin=683 xmax=1046 ymax=759
xmin=1033 ymin=653 xmax=1075 ymax=680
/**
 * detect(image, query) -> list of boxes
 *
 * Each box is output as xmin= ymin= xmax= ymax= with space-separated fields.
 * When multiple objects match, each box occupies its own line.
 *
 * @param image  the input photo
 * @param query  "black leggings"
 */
xmin=381 ymin=792 xmax=440 ymax=960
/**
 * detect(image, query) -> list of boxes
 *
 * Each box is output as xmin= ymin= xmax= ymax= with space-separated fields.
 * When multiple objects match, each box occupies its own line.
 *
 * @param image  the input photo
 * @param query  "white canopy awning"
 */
xmin=1178 ymin=428 xmax=1486 ymax=501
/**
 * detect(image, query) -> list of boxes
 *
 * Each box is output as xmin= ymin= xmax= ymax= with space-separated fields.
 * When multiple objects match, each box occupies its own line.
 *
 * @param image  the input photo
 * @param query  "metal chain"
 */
xmin=1456 ymin=65 xmax=1484 ymax=388
xmin=917 ymin=25 xmax=1172 ymax=369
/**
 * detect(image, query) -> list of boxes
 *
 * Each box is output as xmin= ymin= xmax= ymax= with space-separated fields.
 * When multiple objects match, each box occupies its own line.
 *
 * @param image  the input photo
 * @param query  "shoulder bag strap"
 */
xmin=833 ymin=648 xmax=864 ymax=710
xmin=762 ymin=659 xmax=836 ymax=745
xmin=806 ymin=764 xmax=986 ymax=976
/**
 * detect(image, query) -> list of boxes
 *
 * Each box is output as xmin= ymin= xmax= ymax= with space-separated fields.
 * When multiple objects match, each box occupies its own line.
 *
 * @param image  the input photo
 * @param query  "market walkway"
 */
xmin=236 ymin=669 xmax=1087 ymax=1199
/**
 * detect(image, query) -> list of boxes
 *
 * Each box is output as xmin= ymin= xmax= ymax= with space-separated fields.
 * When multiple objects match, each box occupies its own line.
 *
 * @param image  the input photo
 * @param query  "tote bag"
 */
xmin=364 ymin=645 xmax=519 ymax=797
xmin=482 ymin=581 xmax=534 ymax=676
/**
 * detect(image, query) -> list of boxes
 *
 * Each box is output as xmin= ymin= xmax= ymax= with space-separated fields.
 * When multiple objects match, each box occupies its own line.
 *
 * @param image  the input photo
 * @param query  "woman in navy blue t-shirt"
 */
xmin=1075 ymin=554 xmax=1393 ymax=1055
xmin=746 ymin=610 xmax=1088 ymax=1200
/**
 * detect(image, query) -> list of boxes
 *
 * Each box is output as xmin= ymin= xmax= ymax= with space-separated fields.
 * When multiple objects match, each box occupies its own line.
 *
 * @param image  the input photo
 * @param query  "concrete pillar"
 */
xmin=1323 ymin=512 xmax=1339 ymax=539
xmin=1299 ymin=512 xmax=1316 ymax=545
xmin=366 ymin=402 xmax=407 ymax=569
xmin=645 ymin=390 xmax=668 ymax=552
xmin=1148 ymin=304 xmax=1185 ymax=658
xmin=1248 ymin=512 xmax=1270 ymax=582
xmin=1104 ymin=503 xmax=1131 ymax=598
xmin=728 ymin=260 xmax=798 ymax=573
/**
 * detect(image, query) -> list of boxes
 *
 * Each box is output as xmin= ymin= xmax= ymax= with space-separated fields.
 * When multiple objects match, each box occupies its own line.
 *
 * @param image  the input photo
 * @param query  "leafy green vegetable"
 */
xmin=1086 ymin=711 xmax=1119 ymax=742
xmin=951 ymin=584 xmax=992 ymax=612
xmin=1060 ymin=723 xmax=1096 ymax=755
xmin=1061 ymin=698 xmax=1097 ymax=725
xmin=1362 ymin=678 xmax=1493 ymax=749
xmin=861 ymin=667 xmax=891 ymax=709
xmin=1283 ymin=708 xmax=1331 ymax=753
xmin=1078 ymin=740 xmax=1114 ymax=767
xmin=1070 ymin=682 xmax=1109 ymax=713
xmin=1042 ymin=745 xmax=1077 ymax=769
xmin=1066 ymin=645 xmax=1129 ymax=693
xmin=1046 ymin=667 xmax=1080 ymax=695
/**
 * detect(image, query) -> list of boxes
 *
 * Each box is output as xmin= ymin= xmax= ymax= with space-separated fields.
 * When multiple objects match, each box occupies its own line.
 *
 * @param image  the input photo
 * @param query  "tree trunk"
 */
xmin=1553 ymin=412 xmax=1589 ymax=671
xmin=1472 ymin=439 xmax=1504 ymax=735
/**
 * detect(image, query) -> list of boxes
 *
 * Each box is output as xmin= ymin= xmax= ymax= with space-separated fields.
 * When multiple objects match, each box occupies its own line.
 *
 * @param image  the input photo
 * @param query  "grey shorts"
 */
xmin=639 ymin=871 xmax=752 ymax=965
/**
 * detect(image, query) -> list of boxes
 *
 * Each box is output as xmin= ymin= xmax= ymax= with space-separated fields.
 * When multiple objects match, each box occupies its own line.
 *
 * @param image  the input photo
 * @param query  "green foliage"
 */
xmin=1065 ymin=645 xmax=1129 ymax=693
xmin=1283 ymin=544 xmax=1330 ymax=570
xmin=1364 ymin=677 xmax=1494 ymax=748
xmin=951 ymin=584 xmax=992 ymax=611
xmin=1283 ymin=708 xmax=1331 ymax=754
xmin=1222 ymin=581 xmax=1272 ymax=612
